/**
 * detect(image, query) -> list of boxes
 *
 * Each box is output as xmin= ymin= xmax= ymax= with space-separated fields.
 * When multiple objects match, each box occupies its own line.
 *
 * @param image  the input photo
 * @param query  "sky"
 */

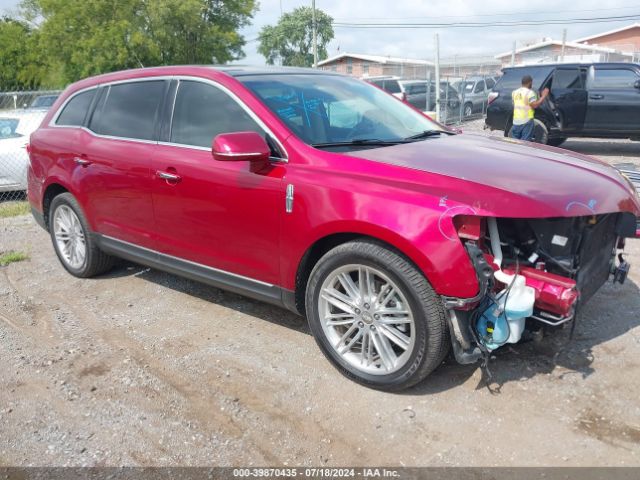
xmin=2 ymin=0 xmax=639 ymax=64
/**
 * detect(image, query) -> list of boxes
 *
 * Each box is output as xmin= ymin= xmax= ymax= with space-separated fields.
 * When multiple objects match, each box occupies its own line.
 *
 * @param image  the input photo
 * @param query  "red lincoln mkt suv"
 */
xmin=27 ymin=66 xmax=640 ymax=390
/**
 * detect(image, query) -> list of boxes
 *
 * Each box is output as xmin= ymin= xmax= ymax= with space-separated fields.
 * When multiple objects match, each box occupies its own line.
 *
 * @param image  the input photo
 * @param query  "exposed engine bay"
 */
xmin=445 ymin=212 xmax=636 ymax=364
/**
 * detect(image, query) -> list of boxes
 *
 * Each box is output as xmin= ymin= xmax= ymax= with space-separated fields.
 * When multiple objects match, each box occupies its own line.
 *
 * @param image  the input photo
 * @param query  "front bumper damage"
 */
xmin=443 ymin=212 xmax=636 ymax=365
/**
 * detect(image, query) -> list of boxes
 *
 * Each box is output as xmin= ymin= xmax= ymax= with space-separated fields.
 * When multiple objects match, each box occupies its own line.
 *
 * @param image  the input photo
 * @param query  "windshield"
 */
xmin=239 ymin=74 xmax=441 ymax=146
xmin=0 ymin=118 xmax=21 ymax=140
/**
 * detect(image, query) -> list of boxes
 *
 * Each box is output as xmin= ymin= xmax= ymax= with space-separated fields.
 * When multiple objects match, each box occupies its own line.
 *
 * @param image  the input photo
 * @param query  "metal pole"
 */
xmin=312 ymin=0 xmax=318 ymax=68
xmin=434 ymin=33 xmax=440 ymax=122
xmin=511 ymin=41 xmax=516 ymax=67
xmin=561 ymin=28 xmax=567 ymax=62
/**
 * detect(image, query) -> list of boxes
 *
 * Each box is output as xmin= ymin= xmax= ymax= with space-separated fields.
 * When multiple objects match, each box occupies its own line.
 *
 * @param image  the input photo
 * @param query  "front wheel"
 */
xmin=305 ymin=240 xmax=449 ymax=391
xmin=463 ymin=103 xmax=473 ymax=117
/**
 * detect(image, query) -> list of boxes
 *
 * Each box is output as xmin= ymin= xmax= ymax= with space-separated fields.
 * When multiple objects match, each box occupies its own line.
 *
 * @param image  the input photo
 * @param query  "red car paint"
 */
xmin=27 ymin=66 xmax=640 ymax=305
xmin=504 ymin=266 xmax=579 ymax=318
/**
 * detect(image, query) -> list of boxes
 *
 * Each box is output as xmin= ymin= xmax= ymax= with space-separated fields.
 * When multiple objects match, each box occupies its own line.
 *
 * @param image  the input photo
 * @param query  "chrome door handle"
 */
xmin=589 ymin=94 xmax=604 ymax=100
xmin=156 ymin=170 xmax=181 ymax=182
xmin=74 ymin=157 xmax=91 ymax=166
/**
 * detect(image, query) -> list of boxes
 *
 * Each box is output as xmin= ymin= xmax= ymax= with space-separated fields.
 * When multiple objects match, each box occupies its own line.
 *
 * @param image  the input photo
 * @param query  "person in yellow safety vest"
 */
xmin=511 ymin=75 xmax=549 ymax=141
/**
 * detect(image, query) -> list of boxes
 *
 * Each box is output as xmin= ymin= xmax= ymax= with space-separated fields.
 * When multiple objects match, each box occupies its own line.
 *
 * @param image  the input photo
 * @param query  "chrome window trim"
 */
xmin=48 ymin=74 xmax=288 ymax=162
xmin=101 ymin=234 xmax=275 ymax=288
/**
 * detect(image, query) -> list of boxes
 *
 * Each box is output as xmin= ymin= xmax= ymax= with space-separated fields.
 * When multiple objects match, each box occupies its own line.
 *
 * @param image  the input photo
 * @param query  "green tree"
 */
xmin=258 ymin=6 xmax=333 ymax=67
xmin=19 ymin=0 xmax=257 ymax=86
xmin=0 ymin=17 xmax=46 ymax=90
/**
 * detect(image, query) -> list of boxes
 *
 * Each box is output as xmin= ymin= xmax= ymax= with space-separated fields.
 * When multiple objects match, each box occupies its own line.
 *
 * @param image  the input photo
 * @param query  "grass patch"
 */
xmin=0 ymin=251 xmax=29 ymax=266
xmin=0 ymin=201 xmax=30 ymax=218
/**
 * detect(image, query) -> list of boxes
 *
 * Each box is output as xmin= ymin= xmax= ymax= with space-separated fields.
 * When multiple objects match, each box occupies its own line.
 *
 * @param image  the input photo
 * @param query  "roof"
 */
xmin=574 ymin=23 xmax=640 ymax=44
xmin=494 ymin=40 xmax=633 ymax=59
xmin=317 ymin=52 xmax=433 ymax=67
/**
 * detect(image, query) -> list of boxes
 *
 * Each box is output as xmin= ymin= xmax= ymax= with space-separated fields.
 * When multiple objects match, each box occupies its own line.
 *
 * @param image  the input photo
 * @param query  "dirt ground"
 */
xmin=1 ymin=131 xmax=640 ymax=467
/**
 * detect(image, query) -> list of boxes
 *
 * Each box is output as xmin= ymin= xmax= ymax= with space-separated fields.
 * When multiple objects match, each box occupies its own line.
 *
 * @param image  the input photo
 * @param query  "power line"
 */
xmin=332 ymin=4 xmax=640 ymax=21
xmin=333 ymin=13 xmax=640 ymax=29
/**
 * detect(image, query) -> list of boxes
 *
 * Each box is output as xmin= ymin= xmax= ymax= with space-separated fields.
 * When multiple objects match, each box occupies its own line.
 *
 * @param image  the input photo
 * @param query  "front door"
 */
xmin=548 ymin=67 xmax=587 ymax=132
xmin=151 ymin=79 xmax=285 ymax=285
xmin=584 ymin=65 xmax=640 ymax=132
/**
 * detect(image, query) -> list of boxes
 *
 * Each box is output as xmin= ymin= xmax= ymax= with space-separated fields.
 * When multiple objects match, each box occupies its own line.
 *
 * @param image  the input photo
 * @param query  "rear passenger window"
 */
xmin=553 ymin=69 xmax=583 ymax=89
xmin=592 ymin=69 xmax=639 ymax=89
xmin=170 ymin=81 xmax=264 ymax=148
xmin=473 ymin=81 xmax=485 ymax=94
xmin=385 ymin=81 xmax=401 ymax=94
xmin=90 ymin=81 xmax=164 ymax=140
xmin=485 ymin=78 xmax=495 ymax=89
xmin=56 ymin=90 xmax=95 ymax=126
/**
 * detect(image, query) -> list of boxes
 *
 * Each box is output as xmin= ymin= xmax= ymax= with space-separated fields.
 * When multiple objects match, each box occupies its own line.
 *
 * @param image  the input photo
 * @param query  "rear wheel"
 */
xmin=507 ymin=119 xmax=549 ymax=144
xmin=547 ymin=137 xmax=566 ymax=147
xmin=305 ymin=240 xmax=449 ymax=391
xmin=49 ymin=193 xmax=115 ymax=277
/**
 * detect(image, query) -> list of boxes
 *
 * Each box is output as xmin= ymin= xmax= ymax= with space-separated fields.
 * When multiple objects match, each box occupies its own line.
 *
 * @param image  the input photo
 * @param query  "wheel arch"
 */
xmin=42 ymin=182 xmax=70 ymax=230
xmin=292 ymin=229 xmax=439 ymax=316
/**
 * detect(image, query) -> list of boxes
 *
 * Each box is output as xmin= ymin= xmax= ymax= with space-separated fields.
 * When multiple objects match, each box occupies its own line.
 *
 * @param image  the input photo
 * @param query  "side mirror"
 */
xmin=634 ymin=80 xmax=640 ymax=89
xmin=212 ymin=131 xmax=271 ymax=162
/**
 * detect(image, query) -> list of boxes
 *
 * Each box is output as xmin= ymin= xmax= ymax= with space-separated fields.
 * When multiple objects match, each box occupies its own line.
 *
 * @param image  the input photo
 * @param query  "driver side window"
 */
xmin=170 ymin=80 xmax=265 ymax=148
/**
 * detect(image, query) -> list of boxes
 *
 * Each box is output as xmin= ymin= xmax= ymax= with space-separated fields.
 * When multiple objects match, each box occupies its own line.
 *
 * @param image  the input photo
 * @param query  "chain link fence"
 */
xmin=0 ymin=90 xmax=60 ymax=203
xmin=367 ymin=60 xmax=502 ymax=126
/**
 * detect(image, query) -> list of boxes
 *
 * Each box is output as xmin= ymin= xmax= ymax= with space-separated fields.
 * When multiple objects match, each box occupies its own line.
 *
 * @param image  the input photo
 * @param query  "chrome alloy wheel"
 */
xmin=318 ymin=265 xmax=416 ymax=375
xmin=53 ymin=205 xmax=86 ymax=270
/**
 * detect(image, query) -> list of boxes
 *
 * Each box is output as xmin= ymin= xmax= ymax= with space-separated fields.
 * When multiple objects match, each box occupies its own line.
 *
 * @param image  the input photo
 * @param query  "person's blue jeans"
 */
xmin=511 ymin=120 xmax=534 ymax=141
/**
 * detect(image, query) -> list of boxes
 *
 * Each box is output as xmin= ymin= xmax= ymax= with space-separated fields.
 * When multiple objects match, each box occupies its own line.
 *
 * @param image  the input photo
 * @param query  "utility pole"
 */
xmin=434 ymin=33 xmax=440 ymax=122
xmin=312 ymin=0 xmax=318 ymax=68
xmin=561 ymin=28 xmax=567 ymax=62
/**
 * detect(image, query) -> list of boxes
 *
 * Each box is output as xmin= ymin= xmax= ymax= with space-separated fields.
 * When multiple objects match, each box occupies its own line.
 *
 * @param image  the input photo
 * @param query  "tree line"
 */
xmin=0 ymin=1 xmax=335 ymax=92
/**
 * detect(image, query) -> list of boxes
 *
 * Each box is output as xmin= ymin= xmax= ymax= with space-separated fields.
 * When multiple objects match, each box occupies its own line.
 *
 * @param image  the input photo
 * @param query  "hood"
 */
xmin=345 ymin=133 xmax=640 ymax=217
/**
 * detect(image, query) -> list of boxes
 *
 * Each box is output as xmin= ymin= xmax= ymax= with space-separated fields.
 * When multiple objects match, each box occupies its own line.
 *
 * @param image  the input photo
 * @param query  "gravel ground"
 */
xmin=1 ymin=129 xmax=639 ymax=467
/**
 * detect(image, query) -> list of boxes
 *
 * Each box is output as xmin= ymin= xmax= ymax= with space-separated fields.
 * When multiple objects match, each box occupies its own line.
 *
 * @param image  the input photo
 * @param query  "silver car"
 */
xmin=456 ymin=76 xmax=497 ymax=117
xmin=0 ymin=110 xmax=46 ymax=192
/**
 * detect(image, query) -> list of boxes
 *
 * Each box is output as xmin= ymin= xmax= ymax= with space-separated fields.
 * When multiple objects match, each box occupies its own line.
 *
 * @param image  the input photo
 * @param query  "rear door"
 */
xmin=53 ymin=80 xmax=165 ymax=249
xmin=548 ymin=67 xmax=587 ymax=132
xmin=584 ymin=65 xmax=640 ymax=132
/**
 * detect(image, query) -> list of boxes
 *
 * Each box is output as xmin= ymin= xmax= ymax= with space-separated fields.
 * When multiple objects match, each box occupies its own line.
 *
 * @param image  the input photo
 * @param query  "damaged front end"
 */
xmin=443 ymin=212 xmax=636 ymax=365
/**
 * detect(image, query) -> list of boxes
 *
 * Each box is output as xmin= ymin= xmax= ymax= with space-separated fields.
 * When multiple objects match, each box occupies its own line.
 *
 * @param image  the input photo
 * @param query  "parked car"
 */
xmin=400 ymin=80 xmax=460 ymax=112
xmin=365 ymin=76 xmax=405 ymax=101
xmin=486 ymin=62 xmax=640 ymax=146
xmin=27 ymin=66 xmax=639 ymax=390
xmin=0 ymin=110 xmax=46 ymax=192
xmin=455 ymin=75 xmax=497 ymax=117
xmin=27 ymin=94 xmax=60 ymax=110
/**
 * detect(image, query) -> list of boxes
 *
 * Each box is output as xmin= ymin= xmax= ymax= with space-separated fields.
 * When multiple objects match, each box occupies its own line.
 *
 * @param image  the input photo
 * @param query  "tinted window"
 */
xmin=592 ymin=68 xmax=639 ymax=89
xmin=407 ymin=84 xmax=426 ymax=94
xmin=496 ymin=67 xmax=553 ymax=91
xmin=553 ymin=69 xmax=583 ymax=89
xmin=90 ymin=81 xmax=164 ymax=140
xmin=485 ymin=78 xmax=495 ymax=89
xmin=473 ymin=80 xmax=485 ymax=93
xmin=384 ymin=80 xmax=401 ymax=94
xmin=56 ymin=90 xmax=95 ymax=126
xmin=170 ymin=81 xmax=264 ymax=148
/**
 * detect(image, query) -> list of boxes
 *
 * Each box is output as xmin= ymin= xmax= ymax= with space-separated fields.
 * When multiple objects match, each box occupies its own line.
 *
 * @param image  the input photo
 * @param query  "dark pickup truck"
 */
xmin=485 ymin=62 xmax=640 ymax=146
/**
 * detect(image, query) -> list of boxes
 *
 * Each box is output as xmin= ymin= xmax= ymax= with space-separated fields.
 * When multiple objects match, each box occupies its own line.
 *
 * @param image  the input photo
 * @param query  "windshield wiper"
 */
xmin=404 ymin=130 xmax=455 ymax=141
xmin=311 ymin=138 xmax=408 ymax=149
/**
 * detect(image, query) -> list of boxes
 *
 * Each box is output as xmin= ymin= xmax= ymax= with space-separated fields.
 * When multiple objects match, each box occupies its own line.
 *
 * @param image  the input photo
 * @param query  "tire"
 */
xmin=305 ymin=239 xmax=449 ymax=391
xmin=507 ymin=119 xmax=549 ymax=144
xmin=547 ymin=137 xmax=566 ymax=147
xmin=49 ymin=192 xmax=115 ymax=278
xmin=463 ymin=103 xmax=473 ymax=117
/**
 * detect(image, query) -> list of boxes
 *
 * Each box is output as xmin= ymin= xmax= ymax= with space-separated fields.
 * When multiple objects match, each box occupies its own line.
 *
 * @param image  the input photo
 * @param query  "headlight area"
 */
xmin=442 ymin=213 xmax=633 ymax=365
